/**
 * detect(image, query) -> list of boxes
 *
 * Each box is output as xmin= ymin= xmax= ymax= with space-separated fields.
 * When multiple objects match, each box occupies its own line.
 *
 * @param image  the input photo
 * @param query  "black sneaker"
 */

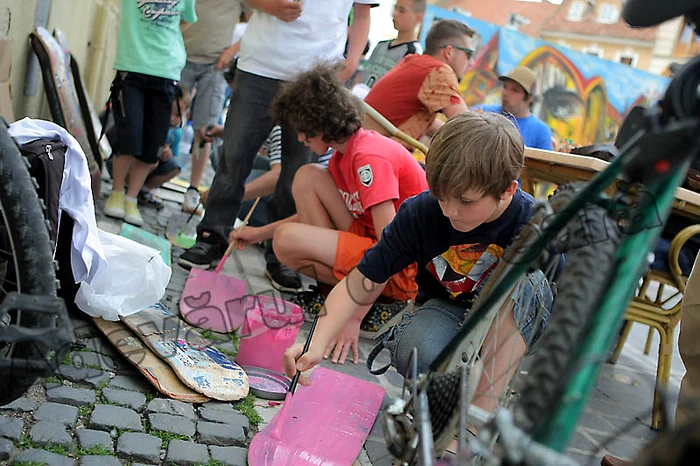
xmin=359 ymin=300 xmax=408 ymax=338
xmin=265 ymin=262 xmax=302 ymax=292
xmin=291 ymin=286 xmax=327 ymax=322
xmin=178 ymin=240 xmax=226 ymax=270
xmin=137 ymin=190 xmax=164 ymax=209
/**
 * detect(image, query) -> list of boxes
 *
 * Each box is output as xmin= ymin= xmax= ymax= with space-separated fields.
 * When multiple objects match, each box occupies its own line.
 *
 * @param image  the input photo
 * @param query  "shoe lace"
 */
xmin=188 ymin=241 xmax=215 ymax=254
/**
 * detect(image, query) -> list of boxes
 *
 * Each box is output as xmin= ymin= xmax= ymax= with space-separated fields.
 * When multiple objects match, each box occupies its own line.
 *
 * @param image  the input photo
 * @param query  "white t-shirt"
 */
xmin=238 ymin=0 xmax=375 ymax=81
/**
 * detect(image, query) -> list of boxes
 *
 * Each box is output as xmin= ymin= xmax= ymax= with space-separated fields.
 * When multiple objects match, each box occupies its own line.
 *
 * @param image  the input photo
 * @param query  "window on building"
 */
xmin=597 ymin=3 xmax=619 ymax=24
xmin=615 ymin=50 xmax=639 ymax=67
xmin=567 ymin=0 xmax=585 ymax=21
xmin=583 ymin=44 xmax=603 ymax=58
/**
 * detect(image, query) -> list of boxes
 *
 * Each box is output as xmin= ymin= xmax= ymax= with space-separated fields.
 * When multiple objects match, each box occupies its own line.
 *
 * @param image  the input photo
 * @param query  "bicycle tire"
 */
xmin=0 ymin=122 xmax=58 ymax=405
xmin=515 ymin=183 xmax=622 ymax=432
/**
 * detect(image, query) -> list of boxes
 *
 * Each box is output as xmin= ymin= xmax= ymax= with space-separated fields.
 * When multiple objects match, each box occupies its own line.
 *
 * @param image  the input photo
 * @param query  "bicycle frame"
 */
xmin=429 ymin=115 xmax=698 ymax=455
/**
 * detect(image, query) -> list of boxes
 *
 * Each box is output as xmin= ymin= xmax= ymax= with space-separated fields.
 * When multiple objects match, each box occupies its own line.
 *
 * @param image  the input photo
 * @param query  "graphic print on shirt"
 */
xmin=426 ymin=243 xmax=505 ymax=299
xmin=339 ymin=189 xmax=364 ymax=219
xmin=138 ymin=0 xmax=180 ymax=25
xmin=358 ymin=164 xmax=373 ymax=187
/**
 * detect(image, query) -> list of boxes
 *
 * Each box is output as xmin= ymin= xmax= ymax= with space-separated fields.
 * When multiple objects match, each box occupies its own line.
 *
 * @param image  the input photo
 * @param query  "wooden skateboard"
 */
xmin=93 ymin=317 xmax=210 ymax=403
xmin=121 ymin=302 xmax=249 ymax=401
xmin=165 ymin=210 xmax=202 ymax=249
xmin=248 ymin=367 xmax=385 ymax=466
xmin=120 ymin=223 xmax=172 ymax=266
xmin=30 ymin=26 xmax=101 ymax=200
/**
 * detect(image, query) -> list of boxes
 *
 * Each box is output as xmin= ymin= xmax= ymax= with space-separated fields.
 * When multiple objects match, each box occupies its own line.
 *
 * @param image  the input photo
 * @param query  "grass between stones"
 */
xmin=77 ymin=444 xmax=115 ymax=457
xmin=233 ymin=394 xmax=262 ymax=427
xmin=149 ymin=429 xmax=192 ymax=449
xmin=78 ymin=403 xmax=94 ymax=417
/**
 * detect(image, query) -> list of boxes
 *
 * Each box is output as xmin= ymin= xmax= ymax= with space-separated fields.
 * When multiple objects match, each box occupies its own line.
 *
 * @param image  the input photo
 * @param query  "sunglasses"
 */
xmin=440 ymin=44 xmax=474 ymax=60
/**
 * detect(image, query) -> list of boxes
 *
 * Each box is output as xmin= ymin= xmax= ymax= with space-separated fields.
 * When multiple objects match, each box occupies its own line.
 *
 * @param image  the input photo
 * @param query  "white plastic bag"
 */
xmin=75 ymin=230 xmax=172 ymax=320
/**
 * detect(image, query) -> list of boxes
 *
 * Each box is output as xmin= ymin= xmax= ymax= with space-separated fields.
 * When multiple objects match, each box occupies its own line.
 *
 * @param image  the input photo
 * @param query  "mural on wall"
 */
xmin=419 ymin=6 xmax=670 ymax=146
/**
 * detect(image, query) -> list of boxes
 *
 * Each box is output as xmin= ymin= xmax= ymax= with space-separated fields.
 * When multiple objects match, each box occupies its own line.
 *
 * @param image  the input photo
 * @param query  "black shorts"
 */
xmin=110 ymin=71 xmax=176 ymax=164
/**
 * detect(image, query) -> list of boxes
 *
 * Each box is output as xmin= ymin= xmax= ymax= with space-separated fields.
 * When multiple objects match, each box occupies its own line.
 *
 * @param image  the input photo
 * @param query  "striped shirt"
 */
xmin=263 ymin=125 xmax=332 ymax=169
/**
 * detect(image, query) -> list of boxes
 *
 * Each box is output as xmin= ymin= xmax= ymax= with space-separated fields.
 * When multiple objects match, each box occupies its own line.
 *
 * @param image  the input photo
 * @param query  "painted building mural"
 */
xmin=419 ymin=6 xmax=670 ymax=146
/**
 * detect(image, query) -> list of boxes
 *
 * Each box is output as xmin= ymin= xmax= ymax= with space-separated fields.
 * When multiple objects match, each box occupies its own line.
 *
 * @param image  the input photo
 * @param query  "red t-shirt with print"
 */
xmin=364 ymin=54 xmax=464 ymax=140
xmin=327 ymin=129 xmax=428 ymax=233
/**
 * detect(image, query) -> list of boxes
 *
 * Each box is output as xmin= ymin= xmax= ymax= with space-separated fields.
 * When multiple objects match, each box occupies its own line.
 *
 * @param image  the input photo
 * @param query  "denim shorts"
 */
xmin=367 ymin=270 xmax=553 ymax=378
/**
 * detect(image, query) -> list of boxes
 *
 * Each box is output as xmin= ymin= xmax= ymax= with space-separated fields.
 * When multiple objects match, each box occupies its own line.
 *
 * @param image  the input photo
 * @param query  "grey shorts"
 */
xmin=179 ymin=61 xmax=227 ymax=130
xmin=367 ymin=270 xmax=553 ymax=378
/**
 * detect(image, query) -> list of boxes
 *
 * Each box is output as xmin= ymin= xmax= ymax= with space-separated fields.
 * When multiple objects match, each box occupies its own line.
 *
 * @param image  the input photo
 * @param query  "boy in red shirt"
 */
xmin=230 ymin=63 xmax=428 ymax=357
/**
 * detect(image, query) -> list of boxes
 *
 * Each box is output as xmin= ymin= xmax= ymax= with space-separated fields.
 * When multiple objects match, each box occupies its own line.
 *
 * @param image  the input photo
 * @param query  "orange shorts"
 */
xmin=333 ymin=220 xmax=418 ymax=302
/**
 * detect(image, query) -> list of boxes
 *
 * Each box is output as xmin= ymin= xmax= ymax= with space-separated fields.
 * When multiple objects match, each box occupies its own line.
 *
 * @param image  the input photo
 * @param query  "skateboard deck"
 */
xmin=165 ymin=210 xmax=202 ymax=249
xmin=121 ymin=302 xmax=249 ymax=401
xmin=179 ymin=269 xmax=248 ymax=333
xmin=120 ymin=223 xmax=171 ymax=266
xmin=248 ymin=367 xmax=385 ymax=466
xmin=30 ymin=26 xmax=101 ymax=200
xmin=93 ymin=317 xmax=210 ymax=403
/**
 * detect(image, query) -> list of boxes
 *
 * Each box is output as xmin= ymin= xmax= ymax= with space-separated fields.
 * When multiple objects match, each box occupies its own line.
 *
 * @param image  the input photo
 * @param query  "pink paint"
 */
xmin=248 ymin=367 xmax=385 ymax=466
xmin=267 ymin=401 xmax=282 ymax=407
xmin=235 ymin=297 xmax=304 ymax=374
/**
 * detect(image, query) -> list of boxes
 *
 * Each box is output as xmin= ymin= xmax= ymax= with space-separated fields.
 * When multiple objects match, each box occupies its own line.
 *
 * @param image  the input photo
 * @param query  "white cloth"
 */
xmin=238 ymin=0 xmax=374 ymax=81
xmin=9 ymin=118 xmax=107 ymax=284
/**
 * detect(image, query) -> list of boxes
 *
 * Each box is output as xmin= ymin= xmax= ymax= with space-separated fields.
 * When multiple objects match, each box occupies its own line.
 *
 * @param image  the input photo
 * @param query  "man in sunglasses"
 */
xmin=475 ymin=66 xmax=553 ymax=150
xmin=363 ymin=19 xmax=474 ymax=146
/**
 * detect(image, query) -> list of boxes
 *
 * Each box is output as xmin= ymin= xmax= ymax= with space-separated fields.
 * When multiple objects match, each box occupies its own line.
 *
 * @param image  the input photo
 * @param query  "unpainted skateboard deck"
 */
xmin=179 ymin=269 xmax=248 ymax=333
xmin=121 ymin=302 xmax=249 ymax=401
xmin=248 ymin=367 xmax=385 ymax=466
xmin=120 ymin=223 xmax=171 ymax=266
xmin=165 ymin=210 xmax=202 ymax=249
xmin=92 ymin=317 xmax=210 ymax=403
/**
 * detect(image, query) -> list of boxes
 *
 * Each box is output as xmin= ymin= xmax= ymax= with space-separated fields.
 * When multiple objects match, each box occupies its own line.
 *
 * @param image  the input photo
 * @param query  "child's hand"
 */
xmin=229 ymin=226 xmax=264 ymax=250
xmin=323 ymin=319 xmax=361 ymax=365
xmin=273 ymin=0 xmax=302 ymax=23
xmin=284 ymin=342 xmax=323 ymax=386
xmin=200 ymin=189 xmax=209 ymax=206
xmin=160 ymin=144 xmax=173 ymax=161
xmin=200 ymin=124 xmax=224 ymax=142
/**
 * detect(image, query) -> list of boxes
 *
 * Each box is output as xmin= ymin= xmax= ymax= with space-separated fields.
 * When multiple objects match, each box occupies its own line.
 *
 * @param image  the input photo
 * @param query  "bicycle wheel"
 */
xmin=0 ymin=121 xmax=60 ymax=405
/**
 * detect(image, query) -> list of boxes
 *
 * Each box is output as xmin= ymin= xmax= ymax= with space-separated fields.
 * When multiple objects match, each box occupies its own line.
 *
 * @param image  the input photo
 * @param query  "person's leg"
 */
xmin=273 ymin=223 xmax=342 ymax=285
xmin=179 ymin=70 xmax=278 ymax=269
xmin=292 ymin=164 xmax=355 ymax=230
xmin=677 ymin=256 xmax=700 ymax=426
xmin=238 ymin=166 xmax=270 ymax=228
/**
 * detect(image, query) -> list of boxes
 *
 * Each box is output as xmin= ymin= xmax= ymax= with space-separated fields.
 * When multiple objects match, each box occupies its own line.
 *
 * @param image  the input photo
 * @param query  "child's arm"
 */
xmin=243 ymin=164 xmax=281 ymax=201
xmin=340 ymin=3 xmax=371 ymax=82
xmin=284 ymin=267 xmax=387 ymax=385
xmin=229 ymin=213 xmax=298 ymax=249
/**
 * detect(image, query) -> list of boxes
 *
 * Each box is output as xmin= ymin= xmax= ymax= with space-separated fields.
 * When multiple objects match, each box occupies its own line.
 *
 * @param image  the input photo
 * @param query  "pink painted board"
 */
xmin=248 ymin=367 xmax=386 ymax=466
xmin=179 ymin=268 xmax=247 ymax=333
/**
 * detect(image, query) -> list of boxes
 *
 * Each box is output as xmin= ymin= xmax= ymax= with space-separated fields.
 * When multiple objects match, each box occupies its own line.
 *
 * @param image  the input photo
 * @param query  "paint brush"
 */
xmin=213 ymin=197 xmax=260 ymax=274
xmin=270 ymin=311 xmax=320 ymax=440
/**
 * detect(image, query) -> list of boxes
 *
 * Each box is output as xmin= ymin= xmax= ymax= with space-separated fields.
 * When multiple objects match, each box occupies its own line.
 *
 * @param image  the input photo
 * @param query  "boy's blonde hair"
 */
xmin=410 ymin=0 xmax=427 ymax=15
xmin=426 ymin=112 xmax=524 ymax=200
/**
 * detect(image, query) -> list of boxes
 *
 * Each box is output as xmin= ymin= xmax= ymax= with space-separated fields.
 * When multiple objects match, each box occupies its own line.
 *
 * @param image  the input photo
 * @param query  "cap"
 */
xmin=499 ymin=66 xmax=537 ymax=95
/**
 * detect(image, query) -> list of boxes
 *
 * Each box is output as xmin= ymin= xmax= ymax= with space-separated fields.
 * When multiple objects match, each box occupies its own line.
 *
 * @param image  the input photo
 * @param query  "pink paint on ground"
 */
xmin=248 ymin=367 xmax=386 ymax=466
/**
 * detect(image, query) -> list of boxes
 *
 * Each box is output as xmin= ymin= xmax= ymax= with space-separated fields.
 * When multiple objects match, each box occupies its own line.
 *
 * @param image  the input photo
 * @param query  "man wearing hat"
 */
xmin=476 ymin=66 xmax=553 ymax=150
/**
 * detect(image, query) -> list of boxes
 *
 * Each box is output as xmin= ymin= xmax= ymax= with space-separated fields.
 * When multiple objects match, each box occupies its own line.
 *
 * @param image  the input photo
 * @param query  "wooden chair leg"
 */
xmin=651 ymin=326 xmax=672 ymax=430
xmin=644 ymin=326 xmax=654 ymax=355
xmin=609 ymin=320 xmax=633 ymax=364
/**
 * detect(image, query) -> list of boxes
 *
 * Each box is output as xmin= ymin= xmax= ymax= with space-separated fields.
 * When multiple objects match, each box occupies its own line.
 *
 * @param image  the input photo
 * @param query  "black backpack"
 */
xmin=17 ymin=138 xmax=67 ymax=250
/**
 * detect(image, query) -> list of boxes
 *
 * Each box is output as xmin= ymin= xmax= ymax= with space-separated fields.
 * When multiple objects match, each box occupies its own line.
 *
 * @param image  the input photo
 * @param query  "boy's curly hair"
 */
xmin=272 ymin=62 xmax=363 ymax=144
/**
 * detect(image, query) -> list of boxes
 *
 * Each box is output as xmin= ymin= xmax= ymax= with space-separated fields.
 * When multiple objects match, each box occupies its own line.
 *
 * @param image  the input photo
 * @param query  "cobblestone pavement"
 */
xmin=0 ymin=171 xmax=686 ymax=465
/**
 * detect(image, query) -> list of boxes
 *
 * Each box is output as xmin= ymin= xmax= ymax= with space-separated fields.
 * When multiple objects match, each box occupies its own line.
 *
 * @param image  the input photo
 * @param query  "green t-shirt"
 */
xmin=114 ymin=0 xmax=197 ymax=81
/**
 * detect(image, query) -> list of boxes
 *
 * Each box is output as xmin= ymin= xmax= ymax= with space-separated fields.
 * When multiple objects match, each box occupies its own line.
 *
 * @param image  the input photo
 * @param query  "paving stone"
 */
xmin=102 ymin=387 xmax=147 ymax=410
xmin=198 ymin=420 xmax=246 ymax=446
xmin=13 ymin=448 xmax=76 ymax=465
xmin=72 ymin=319 xmax=97 ymax=338
xmin=80 ymin=455 xmax=122 ymax=466
xmin=90 ymin=404 xmax=143 ymax=432
xmin=46 ymin=385 xmax=96 ymax=407
xmin=110 ymin=374 xmax=152 ymax=393
xmin=34 ymin=402 xmax=80 ymax=428
xmin=67 ymin=350 xmax=116 ymax=371
xmin=165 ymin=439 xmax=209 ymax=465
xmin=209 ymin=445 xmax=248 ymax=465
xmin=205 ymin=401 xmax=235 ymax=412
xmin=0 ymin=415 xmax=23 ymax=440
xmin=147 ymin=398 xmax=197 ymax=419
xmin=30 ymin=420 xmax=72 ymax=449
xmin=148 ymin=412 xmax=196 ymax=437
xmin=83 ymin=337 xmax=119 ymax=358
xmin=116 ymin=432 xmax=162 ymax=463
xmin=199 ymin=405 xmax=250 ymax=428
xmin=0 ymin=396 xmax=38 ymax=412
xmin=0 ymin=437 xmax=13 ymax=460
xmin=77 ymin=429 xmax=114 ymax=451
xmin=58 ymin=364 xmax=111 ymax=387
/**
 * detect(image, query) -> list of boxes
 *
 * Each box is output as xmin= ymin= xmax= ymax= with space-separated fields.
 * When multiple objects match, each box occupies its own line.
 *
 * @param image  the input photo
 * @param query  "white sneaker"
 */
xmin=183 ymin=187 xmax=201 ymax=214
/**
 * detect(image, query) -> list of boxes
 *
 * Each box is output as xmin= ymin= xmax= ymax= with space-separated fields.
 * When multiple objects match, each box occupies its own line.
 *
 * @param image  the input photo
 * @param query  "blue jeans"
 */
xmin=367 ymin=270 xmax=553 ymax=378
xmin=239 ymin=168 xmax=271 ymax=228
xmin=197 ymin=70 xmax=315 ymax=245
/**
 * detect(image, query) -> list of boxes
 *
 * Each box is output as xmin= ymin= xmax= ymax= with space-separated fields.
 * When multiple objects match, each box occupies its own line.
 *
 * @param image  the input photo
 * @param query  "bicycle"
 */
xmin=379 ymin=1 xmax=700 ymax=464
xmin=0 ymin=119 xmax=73 ymax=405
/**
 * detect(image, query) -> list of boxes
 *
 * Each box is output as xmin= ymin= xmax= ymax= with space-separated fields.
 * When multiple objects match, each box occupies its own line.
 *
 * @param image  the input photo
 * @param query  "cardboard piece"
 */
xmin=0 ymin=38 xmax=15 ymax=122
xmin=93 ymin=317 xmax=210 ymax=403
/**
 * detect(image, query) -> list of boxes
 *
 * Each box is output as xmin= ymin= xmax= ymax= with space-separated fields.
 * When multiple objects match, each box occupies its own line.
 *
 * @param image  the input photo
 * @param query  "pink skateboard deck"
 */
xmin=248 ymin=367 xmax=385 ymax=466
xmin=179 ymin=269 xmax=248 ymax=333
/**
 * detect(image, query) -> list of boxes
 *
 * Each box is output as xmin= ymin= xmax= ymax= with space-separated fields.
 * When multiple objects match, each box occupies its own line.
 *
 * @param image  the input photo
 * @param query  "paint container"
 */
xmin=236 ymin=296 xmax=304 ymax=374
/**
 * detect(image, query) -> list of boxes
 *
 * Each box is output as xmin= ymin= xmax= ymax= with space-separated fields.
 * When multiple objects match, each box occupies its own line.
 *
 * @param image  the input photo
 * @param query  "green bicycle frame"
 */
xmin=430 ymin=130 xmax=693 ymax=452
